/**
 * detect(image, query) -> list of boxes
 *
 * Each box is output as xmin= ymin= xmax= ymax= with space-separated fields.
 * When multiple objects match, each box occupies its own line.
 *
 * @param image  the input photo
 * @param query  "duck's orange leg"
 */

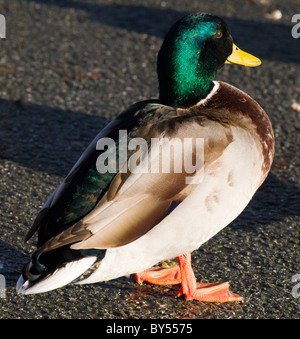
xmin=135 ymin=252 xmax=243 ymax=302
xmin=176 ymin=252 xmax=243 ymax=302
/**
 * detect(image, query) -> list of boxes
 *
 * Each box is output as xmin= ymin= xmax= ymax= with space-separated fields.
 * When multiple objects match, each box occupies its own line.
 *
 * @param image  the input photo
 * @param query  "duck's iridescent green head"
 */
xmin=157 ymin=13 xmax=260 ymax=108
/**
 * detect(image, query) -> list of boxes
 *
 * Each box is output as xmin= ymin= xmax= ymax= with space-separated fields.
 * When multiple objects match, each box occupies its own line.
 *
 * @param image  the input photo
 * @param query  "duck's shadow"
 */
xmin=0 ymin=98 xmax=109 ymax=177
xmin=233 ymin=170 xmax=300 ymax=230
xmin=22 ymin=0 xmax=300 ymax=64
xmin=0 ymin=240 xmax=27 ymax=288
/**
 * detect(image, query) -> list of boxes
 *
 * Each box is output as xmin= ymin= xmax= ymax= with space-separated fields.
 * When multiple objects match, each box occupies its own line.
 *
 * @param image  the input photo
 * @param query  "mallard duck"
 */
xmin=17 ymin=13 xmax=274 ymax=302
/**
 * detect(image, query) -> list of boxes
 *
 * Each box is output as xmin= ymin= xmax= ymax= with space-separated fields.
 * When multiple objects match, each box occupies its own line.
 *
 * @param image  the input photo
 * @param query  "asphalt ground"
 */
xmin=0 ymin=0 xmax=299 ymax=319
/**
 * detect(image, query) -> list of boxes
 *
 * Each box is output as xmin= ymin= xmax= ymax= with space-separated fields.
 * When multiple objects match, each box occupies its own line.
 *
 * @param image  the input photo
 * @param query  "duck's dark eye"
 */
xmin=215 ymin=30 xmax=222 ymax=39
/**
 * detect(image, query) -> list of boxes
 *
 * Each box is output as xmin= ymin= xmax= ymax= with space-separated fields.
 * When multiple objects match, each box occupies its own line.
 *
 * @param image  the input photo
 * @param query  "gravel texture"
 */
xmin=0 ymin=0 xmax=299 ymax=319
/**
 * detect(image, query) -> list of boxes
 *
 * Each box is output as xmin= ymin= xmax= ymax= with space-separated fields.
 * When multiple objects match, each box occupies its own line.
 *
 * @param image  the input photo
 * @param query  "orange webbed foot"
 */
xmin=176 ymin=281 xmax=243 ymax=302
xmin=135 ymin=266 xmax=181 ymax=285
xmin=176 ymin=252 xmax=243 ymax=303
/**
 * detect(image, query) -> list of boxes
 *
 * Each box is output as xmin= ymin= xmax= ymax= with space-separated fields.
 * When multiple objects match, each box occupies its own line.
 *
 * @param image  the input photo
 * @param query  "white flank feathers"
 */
xmin=16 ymin=256 xmax=97 ymax=295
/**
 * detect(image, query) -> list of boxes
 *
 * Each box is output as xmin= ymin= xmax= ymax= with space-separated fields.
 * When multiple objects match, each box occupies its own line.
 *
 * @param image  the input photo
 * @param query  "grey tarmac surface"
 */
xmin=0 ymin=0 xmax=299 ymax=319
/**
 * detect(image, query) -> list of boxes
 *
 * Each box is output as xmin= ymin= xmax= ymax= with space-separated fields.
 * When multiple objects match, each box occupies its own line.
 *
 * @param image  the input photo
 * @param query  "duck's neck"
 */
xmin=157 ymin=36 xmax=217 ymax=108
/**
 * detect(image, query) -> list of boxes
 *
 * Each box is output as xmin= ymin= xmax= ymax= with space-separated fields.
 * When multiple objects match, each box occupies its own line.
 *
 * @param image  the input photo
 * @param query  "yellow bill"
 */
xmin=226 ymin=43 xmax=261 ymax=67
